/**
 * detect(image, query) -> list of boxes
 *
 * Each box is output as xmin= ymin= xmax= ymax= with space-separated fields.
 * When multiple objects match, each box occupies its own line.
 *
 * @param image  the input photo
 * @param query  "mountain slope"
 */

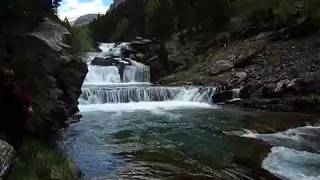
xmin=73 ymin=14 xmax=99 ymax=26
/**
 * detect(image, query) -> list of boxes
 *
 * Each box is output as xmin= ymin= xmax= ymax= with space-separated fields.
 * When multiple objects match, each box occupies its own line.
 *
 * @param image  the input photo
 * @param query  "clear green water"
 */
xmin=59 ymin=106 xmax=316 ymax=180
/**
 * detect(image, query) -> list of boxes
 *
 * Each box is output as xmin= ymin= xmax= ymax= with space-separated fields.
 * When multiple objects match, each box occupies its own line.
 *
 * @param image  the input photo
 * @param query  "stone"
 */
xmin=28 ymin=18 xmax=71 ymax=52
xmin=235 ymin=72 xmax=247 ymax=81
xmin=233 ymin=48 xmax=258 ymax=68
xmin=209 ymin=60 xmax=234 ymax=75
xmin=7 ymin=18 xmax=88 ymax=134
xmin=135 ymin=53 xmax=144 ymax=60
xmin=0 ymin=139 xmax=14 ymax=179
xmin=275 ymin=79 xmax=290 ymax=93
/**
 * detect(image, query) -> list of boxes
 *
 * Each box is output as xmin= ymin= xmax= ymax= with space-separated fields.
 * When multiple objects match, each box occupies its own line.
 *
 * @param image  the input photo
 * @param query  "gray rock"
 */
xmin=135 ymin=53 xmax=144 ymax=60
xmin=7 ymin=19 xmax=87 ymax=134
xmin=275 ymin=79 xmax=291 ymax=93
xmin=0 ymin=139 xmax=14 ymax=179
xmin=235 ymin=72 xmax=248 ymax=81
xmin=29 ymin=18 xmax=71 ymax=52
xmin=210 ymin=60 xmax=234 ymax=75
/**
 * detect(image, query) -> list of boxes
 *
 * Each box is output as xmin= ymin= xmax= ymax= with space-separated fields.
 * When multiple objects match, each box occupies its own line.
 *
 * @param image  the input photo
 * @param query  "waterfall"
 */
xmin=123 ymin=66 xmax=150 ymax=83
xmin=84 ymin=66 xmax=121 ymax=85
xmin=79 ymin=43 xmax=217 ymax=107
xmin=79 ymin=86 xmax=216 ymax=105
xmin=232 ymin=88 xmax=241 ymax=100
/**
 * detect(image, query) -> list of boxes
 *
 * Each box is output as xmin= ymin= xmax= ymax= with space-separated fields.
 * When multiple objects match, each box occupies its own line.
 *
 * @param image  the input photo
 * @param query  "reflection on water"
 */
xmin=59 ymin=106 xmax=317 ymax=179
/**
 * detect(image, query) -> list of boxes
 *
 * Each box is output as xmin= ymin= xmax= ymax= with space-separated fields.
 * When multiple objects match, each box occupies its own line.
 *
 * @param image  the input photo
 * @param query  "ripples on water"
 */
xmin=59 ymin=106 xmax=319 ymax=180
xmin=61 ymin=43 xmax=320 ymax=180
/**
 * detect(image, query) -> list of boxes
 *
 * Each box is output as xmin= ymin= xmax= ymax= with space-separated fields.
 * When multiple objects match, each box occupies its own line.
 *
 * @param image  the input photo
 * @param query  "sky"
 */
xmin=58 ymin=0 xmax=113 ymax=21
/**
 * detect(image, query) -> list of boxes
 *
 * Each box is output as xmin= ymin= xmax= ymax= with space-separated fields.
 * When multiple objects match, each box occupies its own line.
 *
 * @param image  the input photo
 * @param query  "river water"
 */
xmin=59 ymin=43 xmax=320 ymax=180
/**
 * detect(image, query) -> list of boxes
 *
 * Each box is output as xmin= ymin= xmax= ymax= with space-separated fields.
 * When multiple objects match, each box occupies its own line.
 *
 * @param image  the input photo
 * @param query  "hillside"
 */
xmin=88 ymin=0 xmax=320 ymax=112
xmin=73 ymin=14 xmax=99 ymax=26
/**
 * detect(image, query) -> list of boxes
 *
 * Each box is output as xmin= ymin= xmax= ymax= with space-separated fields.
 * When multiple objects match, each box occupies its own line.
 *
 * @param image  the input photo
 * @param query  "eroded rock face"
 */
xmin=29 ymin=18 xmax=71 ymax=52
xmin=6 ymin=19 xmax=87 ymax=134
xmin=0 ymin=139 xmax=14 ymax=179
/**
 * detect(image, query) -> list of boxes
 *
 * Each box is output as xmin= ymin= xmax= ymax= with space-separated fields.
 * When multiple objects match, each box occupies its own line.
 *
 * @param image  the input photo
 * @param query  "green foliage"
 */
xmin=303 ymin=0 xmax=320 ymax=27
xmin=112 ymin=17 xmax=130 ymax=41
xmin=275 ymin=0 xmax=296 ymax=21
xmin=146 ymin=0 xmax=175 ymax=40
xmin=88 ymin=0 xmax=320 ymax=43
xmin=7 ymin=139 xmax=78 ymax=180
xmin=0 ymin=0 xmax=59 ymax=21
xmin=89 ymin=0 xmax=147 ymax=42
xmin=68 ymin=26 xmax=95 ymax=53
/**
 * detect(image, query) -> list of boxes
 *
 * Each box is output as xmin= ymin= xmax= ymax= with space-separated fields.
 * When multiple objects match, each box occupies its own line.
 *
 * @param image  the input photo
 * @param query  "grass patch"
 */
xmin=7 ymin=138 xmax=78 ymax=180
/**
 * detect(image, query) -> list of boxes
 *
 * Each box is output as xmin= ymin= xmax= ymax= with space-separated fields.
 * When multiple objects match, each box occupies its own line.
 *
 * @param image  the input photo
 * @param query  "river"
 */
xmin=59 ymin=43 xmax=320 ymax=180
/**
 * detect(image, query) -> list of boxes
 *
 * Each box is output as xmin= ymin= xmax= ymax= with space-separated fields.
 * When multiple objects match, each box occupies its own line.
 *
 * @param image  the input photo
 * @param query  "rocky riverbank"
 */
xmin=125 ymin=21 xmax=320 ymax=112
xmin=1 ymin=18 xmax=87 ymax=134
xmin=0 ymin=18 xmax=87 ymax=178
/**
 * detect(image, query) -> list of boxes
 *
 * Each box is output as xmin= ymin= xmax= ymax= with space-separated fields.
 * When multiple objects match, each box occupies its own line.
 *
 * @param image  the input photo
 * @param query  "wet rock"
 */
xmin=0 ymin=139 xmax=14 ymax=179
xmin=212 ymin=90 xmax=233 ymax=103
xmin=240 ymin=81 xmax=263 ymax=99
xmin=91 ymin=57 xmax=130 ymax=66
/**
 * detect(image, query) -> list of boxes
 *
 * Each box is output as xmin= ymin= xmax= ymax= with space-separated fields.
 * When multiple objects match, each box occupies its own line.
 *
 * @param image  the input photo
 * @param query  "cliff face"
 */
xmin=0 ymin=18 xmax=87 ymax=134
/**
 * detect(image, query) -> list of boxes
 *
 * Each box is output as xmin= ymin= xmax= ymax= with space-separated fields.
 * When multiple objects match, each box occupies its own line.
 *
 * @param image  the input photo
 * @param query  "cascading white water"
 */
xmin=232 ymin=88 xmax=241 ymax=100
xmin=80 ymin=43 xmax=217 ymax=108
xmin=79 ymin=86 xmax=216 ymax=104
xmin=123 ymin=66 xmax=150 ymax=83
xmin=84 ymin=66 xmax=121 ymax=84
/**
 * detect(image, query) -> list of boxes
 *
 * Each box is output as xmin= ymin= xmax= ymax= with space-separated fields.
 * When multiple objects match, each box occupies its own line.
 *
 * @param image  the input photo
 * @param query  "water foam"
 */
xmin=79 ymin=86 xmax=216 ymax=105
xmin=262 ymin=146 xmax=320 ymax=180
xmin=84 ymin=66 xmax=121 ymax=84
xmin=79 ymin=101 xmax=215 ymax=112
xmin=239 ymin=126 xmax=320 ymax=180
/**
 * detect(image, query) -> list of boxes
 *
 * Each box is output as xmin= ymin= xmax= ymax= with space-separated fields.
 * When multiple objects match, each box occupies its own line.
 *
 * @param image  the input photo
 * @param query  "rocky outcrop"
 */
xmin=156 ymin=24 xmax=320 ymax=112
xmin=0 ymin=139 xmax=14 ymax=179
xmin=2 ymin=18 xmax=87 ymax=133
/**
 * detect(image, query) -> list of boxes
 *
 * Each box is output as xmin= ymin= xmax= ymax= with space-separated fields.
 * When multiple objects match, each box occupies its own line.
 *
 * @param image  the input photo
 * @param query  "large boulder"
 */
xmin=209 ymin=60 xmax=234 ymax=75
xmin=0 ymin=139 xmax=14 ymax=179
xmin=29 ymin=18 xmax=71 ymax=52
xmin=7 ymin=18 xmax=87 ymax=134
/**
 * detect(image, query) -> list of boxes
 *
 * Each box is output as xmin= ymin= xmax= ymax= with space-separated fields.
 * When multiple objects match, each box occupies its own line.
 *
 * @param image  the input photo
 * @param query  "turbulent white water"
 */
xmin=240 ymin=126 xmax=320 ymax=180
xmin=84 ymin=66 xmax=121 ymax=84
xmin=123 ymin=66 xmax=150 ymax=83
xmin=79 ymin=86 xmax=216 ymax=105
xmin=98 ymin=42 xmax=129 ymax=57
xmin=80 ymin=43 xmax=216 ymax=111
xmin=263 ymin=146 xmax=320 ymax=180
xmin=232 ymin=88 xmax=241 ymax=100
xmin=79 ymin=101 xmax=215 ymax=112
xmin=75 ymin=43 xmax=320 ymax=179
